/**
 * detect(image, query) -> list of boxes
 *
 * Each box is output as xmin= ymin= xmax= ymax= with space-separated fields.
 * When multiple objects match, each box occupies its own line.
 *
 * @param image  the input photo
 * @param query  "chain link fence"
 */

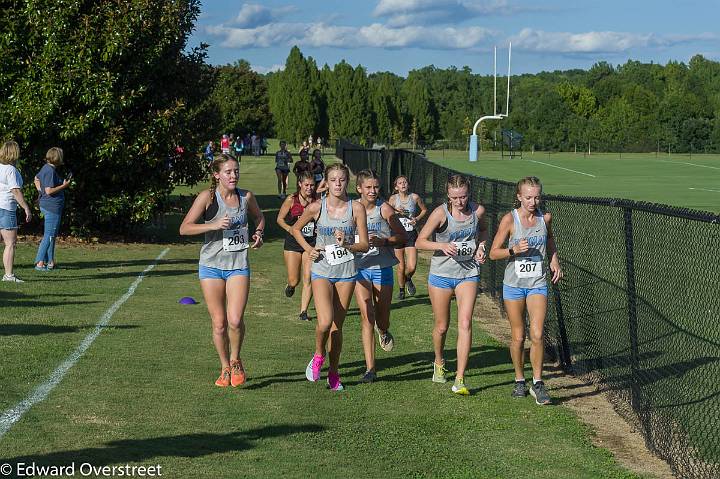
xmin=336 ymin=138 xmax=720 ymax=479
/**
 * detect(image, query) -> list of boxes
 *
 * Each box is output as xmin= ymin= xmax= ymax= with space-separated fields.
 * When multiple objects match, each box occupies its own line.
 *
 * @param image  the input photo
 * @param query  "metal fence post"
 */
xmin=552 ymin=283 xmax=573 ymax=372
xmin=623 ymin=206 xmax=640 ymax=410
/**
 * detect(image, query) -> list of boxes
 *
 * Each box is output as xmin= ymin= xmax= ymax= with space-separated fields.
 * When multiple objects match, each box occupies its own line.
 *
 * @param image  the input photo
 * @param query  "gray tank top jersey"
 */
xmin=311 ymin=197 xmax=357 ymax=279
xmin=429 ymin=203 xmax=480 ymax=279
xmin=199 ymin=189 xmax=249 ymax=270
xmin=394 ymin=194 xmax=418 ymax=217
xmin=503 ymin=209 xmax=547 ymax=288
xmin=355 ymin=200 xmax=399 ymax=270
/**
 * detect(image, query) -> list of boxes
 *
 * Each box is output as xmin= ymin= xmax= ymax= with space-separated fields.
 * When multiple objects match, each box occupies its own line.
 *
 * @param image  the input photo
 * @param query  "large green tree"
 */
xmin=268 ymin=46 xmax=319 ymax=145
xmin=211 ymin=60 xmax=273 ymax=137
xmin=326 ymin=61 xmax=372 ymax=144
xmin=0 ymin=0 xmax=214 ymax=232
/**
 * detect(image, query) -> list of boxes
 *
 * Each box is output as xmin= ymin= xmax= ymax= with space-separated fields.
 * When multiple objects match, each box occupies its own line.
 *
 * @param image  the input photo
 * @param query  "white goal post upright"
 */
xmin=469 ymin=43 xmax=512 ymax=162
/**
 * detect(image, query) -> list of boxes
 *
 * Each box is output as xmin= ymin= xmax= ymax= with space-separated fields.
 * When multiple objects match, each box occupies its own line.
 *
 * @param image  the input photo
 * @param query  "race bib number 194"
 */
xmin=325 ymin=244 xmax=353 ymax=265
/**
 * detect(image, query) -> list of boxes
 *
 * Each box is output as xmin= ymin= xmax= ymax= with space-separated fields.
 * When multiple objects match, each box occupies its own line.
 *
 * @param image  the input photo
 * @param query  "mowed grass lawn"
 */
xmin=426 ymin=150 xmax=720 ymax=213
xmin=1 ymin=157 xmax=644 ymax=478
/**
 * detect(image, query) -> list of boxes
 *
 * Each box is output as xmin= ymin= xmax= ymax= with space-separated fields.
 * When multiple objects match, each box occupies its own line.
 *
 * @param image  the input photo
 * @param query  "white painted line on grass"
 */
xmin=527 ymin=160 xmax=596 ymax=177
xmin=658 ymin=160 xmax=720 ymax=170
xmin=0 ymin=248 xmax=170 ymax=440
xmin=689 ymin=187 xmax=720 ymax=193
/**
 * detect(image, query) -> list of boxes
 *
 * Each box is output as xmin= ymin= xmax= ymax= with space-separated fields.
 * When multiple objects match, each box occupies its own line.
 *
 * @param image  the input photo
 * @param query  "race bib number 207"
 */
xmin=514 ymin=257 xmax=543 ymax=278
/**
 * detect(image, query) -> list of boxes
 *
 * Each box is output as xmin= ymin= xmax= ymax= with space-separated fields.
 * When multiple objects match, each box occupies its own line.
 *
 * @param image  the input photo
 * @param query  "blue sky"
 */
xmin=190 ymin=0 xmax=720 ymax=76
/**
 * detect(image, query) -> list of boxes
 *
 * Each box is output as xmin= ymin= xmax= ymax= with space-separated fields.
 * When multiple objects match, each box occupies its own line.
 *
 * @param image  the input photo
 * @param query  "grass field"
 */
xmin=0 ymin=157 xmax=648 ymax=478
xmin=424 ymin=150 xmax=720 ymax=213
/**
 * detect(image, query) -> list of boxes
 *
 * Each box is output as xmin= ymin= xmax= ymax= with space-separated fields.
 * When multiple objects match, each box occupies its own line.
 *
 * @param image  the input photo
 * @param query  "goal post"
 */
xmin=469 ymin=43 xmax=512 ymax=162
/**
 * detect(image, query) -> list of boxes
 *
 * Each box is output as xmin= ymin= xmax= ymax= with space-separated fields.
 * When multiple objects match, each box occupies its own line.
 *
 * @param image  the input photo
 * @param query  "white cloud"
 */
xmin=510 ymin=28 xmax=719 ymax=54
xmin=373 ymin=0 xmax=524 ymax=27
xmin=230 ymin=3 xmax=297 ymax=28
xmin=251 ymin=64 xmax=285 ymax=74
xmin=206 ymin=22 xmax=496 ymax=50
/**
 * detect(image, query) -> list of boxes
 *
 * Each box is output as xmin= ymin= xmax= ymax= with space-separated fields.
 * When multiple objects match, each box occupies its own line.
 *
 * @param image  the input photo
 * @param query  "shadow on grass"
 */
xmin=0 ymin=290 xmax=102 ymax=309
xmin=56 ymin=258 xmax=197 ymax=270
xmin=245 ymin=346 xmax=515 ymax=390
xmin=3 ymin=424 xmax=324 ymax=467
xmin=0 ymin=324 xmax=139 ymax=336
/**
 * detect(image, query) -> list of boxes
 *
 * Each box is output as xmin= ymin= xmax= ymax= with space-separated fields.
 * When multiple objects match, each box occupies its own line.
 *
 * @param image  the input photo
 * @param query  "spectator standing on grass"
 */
xmin=33 ymin=147 xmax=71 ymax=271
xmin=251 ymin=133 xmax=260 ymax=157
xmin=489 ymin=176 xmax=562 ymax=406
xmin=233 ymin=135 xmax=243 ymax=160
xmin=0 ymin=140 xmax=32 ymax=283
xmin=244 ymin=133 xmax=251 ymax=155
xmin=260 ymin=136 xmax=268 ymax=155
xmin=204 ymin=140 xmax=214 ymax=164
xmin=221 ymin=134 xmax=230 ymax=155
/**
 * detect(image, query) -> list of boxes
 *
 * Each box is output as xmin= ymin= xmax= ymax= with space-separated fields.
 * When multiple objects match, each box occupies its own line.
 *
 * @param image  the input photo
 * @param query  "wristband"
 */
xmin=508 ymin=247 xmax=515 ymax=257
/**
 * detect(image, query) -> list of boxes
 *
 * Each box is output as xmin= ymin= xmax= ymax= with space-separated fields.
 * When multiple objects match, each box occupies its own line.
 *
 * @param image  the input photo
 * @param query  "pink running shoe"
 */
xmin=305 ymin=354 xmax=325 ymax=382
xmin=327 ymin=371 xmax=344 ymax=391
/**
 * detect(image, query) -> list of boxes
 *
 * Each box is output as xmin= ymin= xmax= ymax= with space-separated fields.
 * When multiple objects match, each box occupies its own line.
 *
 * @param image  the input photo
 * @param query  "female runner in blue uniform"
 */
xmin=180 ymin=154 xmax=265 ymax=388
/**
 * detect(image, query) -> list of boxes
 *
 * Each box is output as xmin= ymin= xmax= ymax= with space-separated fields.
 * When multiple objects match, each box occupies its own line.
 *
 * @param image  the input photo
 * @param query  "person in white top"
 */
xmin=0 ymin=141 xmax=32 ymax=283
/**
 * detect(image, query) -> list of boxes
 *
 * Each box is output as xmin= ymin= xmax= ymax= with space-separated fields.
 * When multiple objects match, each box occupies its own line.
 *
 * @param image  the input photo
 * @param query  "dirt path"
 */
xmin=474 ymin=294 xmax=675 ymax=479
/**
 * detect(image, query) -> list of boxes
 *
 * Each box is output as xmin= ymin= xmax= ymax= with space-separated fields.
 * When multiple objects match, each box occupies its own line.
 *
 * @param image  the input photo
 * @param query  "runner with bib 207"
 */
xmin=489 ymin=176 xmax=562 ymax=405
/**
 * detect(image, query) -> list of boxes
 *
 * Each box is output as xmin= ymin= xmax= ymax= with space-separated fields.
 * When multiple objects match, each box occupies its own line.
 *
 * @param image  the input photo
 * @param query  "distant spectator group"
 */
xmin=205 ymin=132 xmax=269 ymax=164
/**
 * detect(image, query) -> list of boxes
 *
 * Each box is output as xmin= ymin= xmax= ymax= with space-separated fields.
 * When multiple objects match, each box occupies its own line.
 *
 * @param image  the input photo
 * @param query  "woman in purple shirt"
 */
xmin=34 ymin=147 xmax=71 ymax=271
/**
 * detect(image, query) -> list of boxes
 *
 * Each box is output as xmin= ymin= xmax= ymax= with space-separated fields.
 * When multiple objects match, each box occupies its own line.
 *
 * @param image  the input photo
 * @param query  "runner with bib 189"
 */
xmin=489 ymin=176 xmax=562 ymax=405
xmin=415 ymin=174 xmax=488 ymax=396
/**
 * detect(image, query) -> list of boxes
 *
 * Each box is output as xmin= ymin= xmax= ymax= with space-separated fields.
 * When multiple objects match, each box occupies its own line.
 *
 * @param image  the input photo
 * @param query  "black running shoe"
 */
xmin=285 ymin=285 xmax=295 ymax=297
xmin=299 ymin=311 xmax=310 ymax=321
xmin=406 ymin=279 xmax=416 ymax=297
xmin=396 ymin=288 xmax=405 ymax=300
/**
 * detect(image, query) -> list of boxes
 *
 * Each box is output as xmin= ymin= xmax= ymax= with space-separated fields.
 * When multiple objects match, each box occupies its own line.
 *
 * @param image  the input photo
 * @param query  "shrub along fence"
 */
xmin=336 ymin=138 xmax=720 ymax=479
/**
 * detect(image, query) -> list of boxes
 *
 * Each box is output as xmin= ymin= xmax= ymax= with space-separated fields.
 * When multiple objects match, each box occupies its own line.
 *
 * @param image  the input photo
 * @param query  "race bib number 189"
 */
xmin=223 ymin=226 xmax=249 ymax=252
xmin=325 ymin=244 xmax=353 ymax=265
xmin=452 ymin=240 xmax=476 ymax=262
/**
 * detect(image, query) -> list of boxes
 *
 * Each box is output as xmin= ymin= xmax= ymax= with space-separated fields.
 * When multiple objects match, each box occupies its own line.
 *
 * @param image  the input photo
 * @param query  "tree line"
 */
xmin=262 ymin=46 xmax=720 ymax=154
xmin=2 ymin=3 xmax=718 ymax=233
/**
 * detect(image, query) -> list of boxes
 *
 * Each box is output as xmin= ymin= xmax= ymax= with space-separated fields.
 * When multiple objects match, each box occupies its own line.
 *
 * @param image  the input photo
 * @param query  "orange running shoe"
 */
xmin=230 ymin=359 xmax=246 ymax=387
xmin=215 ymin=367 xmax=231 ymax=387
